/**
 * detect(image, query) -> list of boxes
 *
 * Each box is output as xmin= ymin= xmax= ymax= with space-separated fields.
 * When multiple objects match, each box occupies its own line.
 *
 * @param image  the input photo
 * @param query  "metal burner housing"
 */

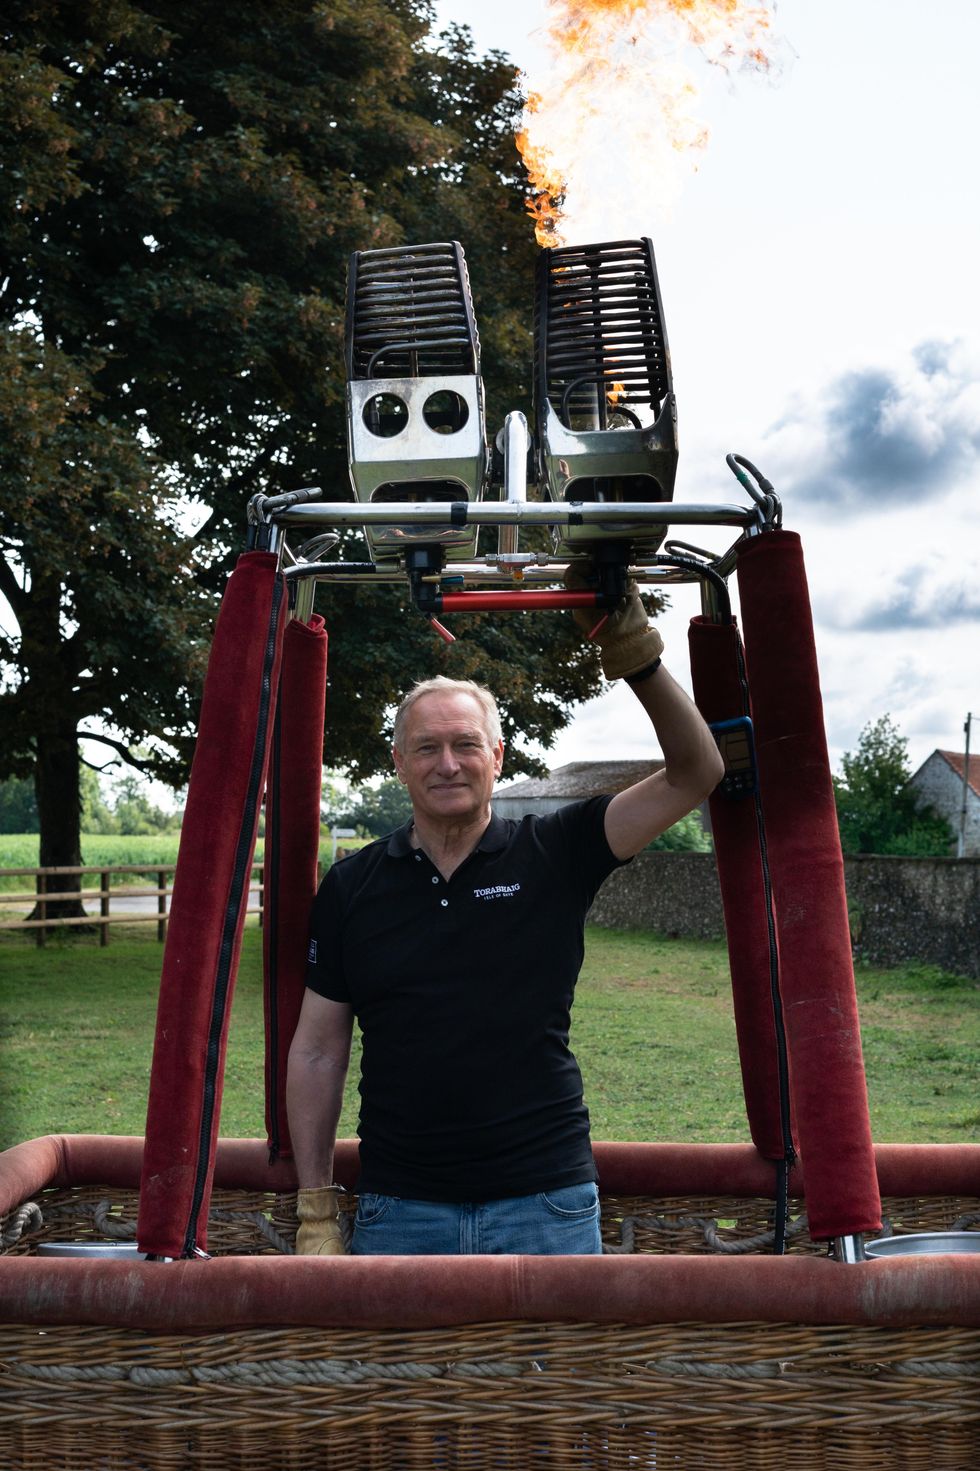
xmin=345 ymin=242 xmax=487 ymax=562
xmin=535 ymin=237 xmax=678 ymax=556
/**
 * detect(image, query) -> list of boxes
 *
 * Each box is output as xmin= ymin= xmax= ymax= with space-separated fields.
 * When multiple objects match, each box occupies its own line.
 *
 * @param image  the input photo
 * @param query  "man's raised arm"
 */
xmin=567 ymin=574 xmax=724 ymax=860
xmin=605 ymin=660 xmax=724 ymax=859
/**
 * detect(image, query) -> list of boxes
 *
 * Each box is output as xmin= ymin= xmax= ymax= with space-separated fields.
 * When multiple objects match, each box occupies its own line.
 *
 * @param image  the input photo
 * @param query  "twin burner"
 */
xmin=344 ymin=237 xmax=678 ymax=567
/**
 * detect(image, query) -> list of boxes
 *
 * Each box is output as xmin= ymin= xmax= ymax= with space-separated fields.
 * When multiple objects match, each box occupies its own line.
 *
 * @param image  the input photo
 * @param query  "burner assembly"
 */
xmin=535 ymin=238 xmax=678 ymax=559
xmin=344 ymin=241 xmax=487 ymax=566
xmin=248 ymin=235 xmax=780 ymax=633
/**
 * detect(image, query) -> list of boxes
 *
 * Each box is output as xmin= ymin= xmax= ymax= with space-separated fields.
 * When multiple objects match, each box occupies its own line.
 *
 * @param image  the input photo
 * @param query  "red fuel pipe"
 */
xmin=437 ymin=590 xmax=600 ymax=612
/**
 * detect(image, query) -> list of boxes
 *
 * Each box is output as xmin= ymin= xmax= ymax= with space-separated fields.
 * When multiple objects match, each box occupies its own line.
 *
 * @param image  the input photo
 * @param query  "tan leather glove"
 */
xmin=295 ymin=1186 xmax=347 ymax=1256
xmin=565 ymin=565 xmax=664 ymax=682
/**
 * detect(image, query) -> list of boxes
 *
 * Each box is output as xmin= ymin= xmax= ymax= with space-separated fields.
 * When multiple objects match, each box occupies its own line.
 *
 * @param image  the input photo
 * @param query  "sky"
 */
xmin=432 ymin=0 xmax=979 ymax=781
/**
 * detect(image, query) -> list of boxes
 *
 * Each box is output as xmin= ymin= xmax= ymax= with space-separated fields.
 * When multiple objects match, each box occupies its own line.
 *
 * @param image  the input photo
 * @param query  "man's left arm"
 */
xmin=604 ymin=663 xmax=724 ymax=860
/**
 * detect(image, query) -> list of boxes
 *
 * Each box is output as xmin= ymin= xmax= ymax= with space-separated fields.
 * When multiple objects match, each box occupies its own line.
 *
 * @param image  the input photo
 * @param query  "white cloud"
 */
xmin=761 ymin=339 xmax=980 ymax=514
xmin=819 ymin=557 xmax=980 ymax=633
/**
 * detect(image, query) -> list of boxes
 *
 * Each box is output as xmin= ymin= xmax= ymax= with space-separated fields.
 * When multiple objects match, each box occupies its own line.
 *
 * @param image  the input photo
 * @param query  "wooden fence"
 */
xmin=0 ymin=864 xmax=265 ymax=946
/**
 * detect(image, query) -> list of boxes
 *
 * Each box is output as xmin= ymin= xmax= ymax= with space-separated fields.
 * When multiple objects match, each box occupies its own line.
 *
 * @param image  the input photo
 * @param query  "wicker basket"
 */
xmin=2 ymin=1315 xmax=978 ymax=1471
xmin=2 ymin=1172 xmax=978 ymax=1471
xmin=4 ymin=1180 xmax=980 ymax=1259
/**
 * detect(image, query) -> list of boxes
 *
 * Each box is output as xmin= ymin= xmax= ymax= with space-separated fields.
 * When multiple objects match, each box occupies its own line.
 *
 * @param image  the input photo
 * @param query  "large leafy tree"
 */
xmin=1 ymin=1 xmax=624 ymax=909
xmin=833 ymin=715 xmax=953 ymax=856
xmin=0 ymin=326 xmax=208 ymax=907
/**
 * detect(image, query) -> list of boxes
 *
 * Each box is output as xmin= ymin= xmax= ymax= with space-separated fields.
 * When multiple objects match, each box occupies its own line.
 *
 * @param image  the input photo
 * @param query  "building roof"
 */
xmin=935 ymin=749 xmax=980 ymax=799
xmin=495 ymin=759 xmax=664 ymax=801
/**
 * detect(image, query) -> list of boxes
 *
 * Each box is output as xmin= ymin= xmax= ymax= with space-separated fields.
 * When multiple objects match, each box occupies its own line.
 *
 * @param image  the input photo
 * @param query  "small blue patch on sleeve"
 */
xmin=307 ymin=938 xmax=318 ymax=965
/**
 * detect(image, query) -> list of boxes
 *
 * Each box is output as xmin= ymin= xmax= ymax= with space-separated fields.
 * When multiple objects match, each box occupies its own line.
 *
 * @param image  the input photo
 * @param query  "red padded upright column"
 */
xmin=688 ymin=616 xmax=796 ymax=1163
xmin=138 ymin=552 xmax=286 ymax=1258
xmin=263 ymin=613 xmax=328 ymax=1161
xmin=736 ymin=531 xmax=881 ymax=1240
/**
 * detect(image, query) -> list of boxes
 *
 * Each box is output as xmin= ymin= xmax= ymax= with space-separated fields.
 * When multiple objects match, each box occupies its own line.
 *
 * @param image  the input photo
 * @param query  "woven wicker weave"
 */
xmin=4 ymin=1183 xmax=978 ymax=1256
xmin=1 ymin=1318 xmax=978 ymax=1470
xmin=2 ymin=1185 xmax=978 ymax=1469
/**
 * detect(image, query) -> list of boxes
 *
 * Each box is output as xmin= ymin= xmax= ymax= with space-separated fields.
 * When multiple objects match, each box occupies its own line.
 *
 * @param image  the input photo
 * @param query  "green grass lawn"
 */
xmin=0 ymin=925 xmax=976 ymax=1151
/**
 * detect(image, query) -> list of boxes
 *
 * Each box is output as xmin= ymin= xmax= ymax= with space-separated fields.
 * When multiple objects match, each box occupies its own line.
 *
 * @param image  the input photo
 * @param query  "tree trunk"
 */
xmin=29 ymin=725 xmax=88 ymax=923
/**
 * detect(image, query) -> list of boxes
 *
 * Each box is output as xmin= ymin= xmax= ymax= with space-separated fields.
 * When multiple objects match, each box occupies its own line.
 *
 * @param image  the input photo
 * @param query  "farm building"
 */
xmin=493 ymin=760 xmax=665 ymax=821
xmin=909 ymin=748 xmax=980 ymax=857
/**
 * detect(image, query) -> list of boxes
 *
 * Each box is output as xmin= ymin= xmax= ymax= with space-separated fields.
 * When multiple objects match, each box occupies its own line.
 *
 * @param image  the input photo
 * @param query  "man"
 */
xmin=287 ymin=584 xmax=723 ymax=1255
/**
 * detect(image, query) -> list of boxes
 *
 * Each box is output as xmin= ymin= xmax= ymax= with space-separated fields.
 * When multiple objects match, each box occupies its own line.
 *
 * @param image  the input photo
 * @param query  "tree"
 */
xmin=110 ymin=773 xmax=182 ymax=834
xmin=80 ymin=763 xmax=182 ymax=834
xmin=2 ymin=2 xmax=652 ymax=915
xmin=79 ymin=762 xmax=118 ymax=835
xmin=318 ymin=771 xmax=354 ymax=831
xmin=0 ymin=775 xmax=37 ymax=832
xmin=337 ymin=777 xmax=414 ymax=839
xmin=833 ymin=715 xmax=954 ymax=856
xmin=648 ymin=810 xmax=712 ymax=853
xmin=0 ymin=326 xmax=211 ymax=910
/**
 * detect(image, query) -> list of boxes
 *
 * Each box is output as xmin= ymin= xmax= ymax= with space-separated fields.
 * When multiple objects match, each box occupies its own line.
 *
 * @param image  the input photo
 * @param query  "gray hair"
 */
xmin=392 ymin=677 xmax=502 ymax=751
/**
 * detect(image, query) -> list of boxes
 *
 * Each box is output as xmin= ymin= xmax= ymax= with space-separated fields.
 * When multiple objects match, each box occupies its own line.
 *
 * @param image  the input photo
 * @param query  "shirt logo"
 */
xmin=472 ymin=882 xmax=521 ymax=901
xmin=307 ymin=938 xmax=318 ymax=964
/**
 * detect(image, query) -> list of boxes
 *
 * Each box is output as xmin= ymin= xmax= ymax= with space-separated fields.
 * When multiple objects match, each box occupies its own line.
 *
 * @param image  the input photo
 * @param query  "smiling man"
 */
xmin=287 ymin=586 xmax=723 ymax=1256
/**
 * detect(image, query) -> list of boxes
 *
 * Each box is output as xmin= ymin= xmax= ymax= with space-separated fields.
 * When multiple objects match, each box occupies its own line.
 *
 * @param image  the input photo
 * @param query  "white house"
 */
xmin=908 ymin=750 xmax=980 ymax=857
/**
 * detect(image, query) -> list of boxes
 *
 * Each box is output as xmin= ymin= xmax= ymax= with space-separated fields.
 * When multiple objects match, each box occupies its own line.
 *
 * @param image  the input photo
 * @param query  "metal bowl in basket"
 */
xmin=864 ymin=1232 xmax=980 ymax=1258
xmin=36 ymin=1241 xmax=145 ymax=1259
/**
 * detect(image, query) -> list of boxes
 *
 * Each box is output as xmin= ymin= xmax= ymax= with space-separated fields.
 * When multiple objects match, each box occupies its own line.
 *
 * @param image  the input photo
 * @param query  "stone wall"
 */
xmin=589 ymin=852 xmax=725 ymax=941
xmin=588 ymin=851 xmax=980 ymax=979
xmin=843 ymin=854 xmax=980 ymax=976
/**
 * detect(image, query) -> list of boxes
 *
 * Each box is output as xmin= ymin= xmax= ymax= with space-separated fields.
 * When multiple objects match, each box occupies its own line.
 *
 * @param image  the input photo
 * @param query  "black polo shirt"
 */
xmin=306 ymin=796 xmax=628 ymax=1201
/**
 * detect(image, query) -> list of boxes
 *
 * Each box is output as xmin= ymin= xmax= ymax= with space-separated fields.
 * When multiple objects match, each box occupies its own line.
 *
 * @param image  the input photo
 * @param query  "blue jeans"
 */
xmin=351 ymin=1181 xmax=602 ymax=1255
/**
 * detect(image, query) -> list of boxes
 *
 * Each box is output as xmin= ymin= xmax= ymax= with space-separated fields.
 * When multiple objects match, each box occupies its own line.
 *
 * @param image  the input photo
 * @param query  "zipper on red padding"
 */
xmin=181 ymin=575 xmax=284 ymax=1257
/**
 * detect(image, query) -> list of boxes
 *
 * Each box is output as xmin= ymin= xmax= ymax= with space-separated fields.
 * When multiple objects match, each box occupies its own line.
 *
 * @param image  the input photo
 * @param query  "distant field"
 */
xmin=0 ymin=833 xmax=372 ymax=892
xmin=0 ymin=924 xmax=975 ymax=1151
xmin=0 ymin=834 xmax=186 ymax=888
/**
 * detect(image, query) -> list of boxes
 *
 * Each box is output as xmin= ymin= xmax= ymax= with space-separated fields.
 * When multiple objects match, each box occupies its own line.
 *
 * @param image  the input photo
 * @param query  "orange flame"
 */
xmin=516 ymin=0 xmax=787 ymax=247
xmin=514 ymin=119 xmax=567 ymax=244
